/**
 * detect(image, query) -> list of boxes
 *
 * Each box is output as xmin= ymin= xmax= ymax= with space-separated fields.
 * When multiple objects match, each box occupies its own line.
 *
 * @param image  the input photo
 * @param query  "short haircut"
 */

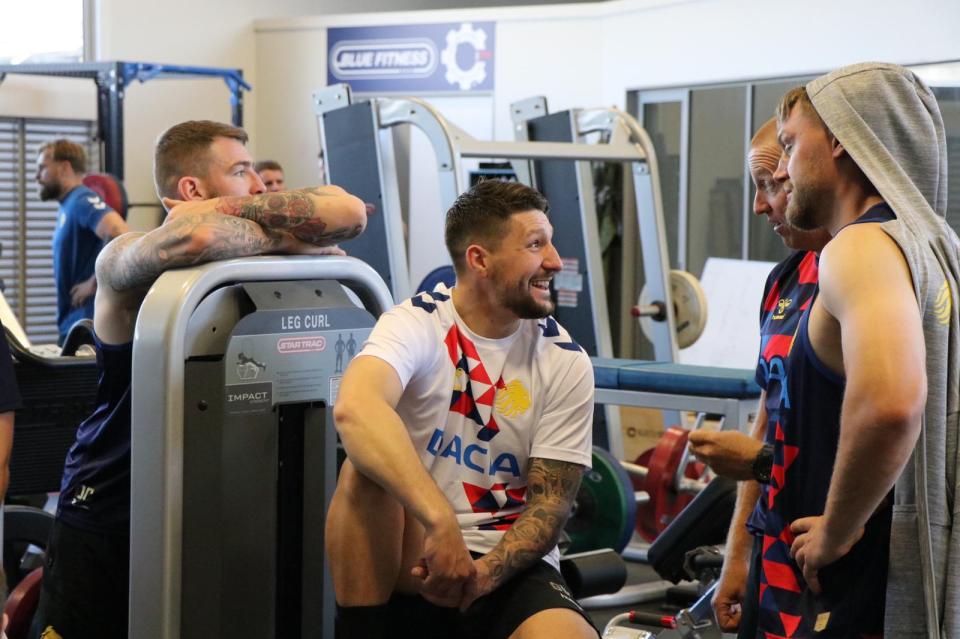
xmin=445 ymin=180 xmax=549 ymax=274
xmin=39 ymin=139 xmax=86 ymax=174
xmin=776 ymin=85 xmax=825 ymax=129
xmin=154 ymin=120 xmax=249 ymax=200
xmin=255 ymin=159 xmax=283 ymax=173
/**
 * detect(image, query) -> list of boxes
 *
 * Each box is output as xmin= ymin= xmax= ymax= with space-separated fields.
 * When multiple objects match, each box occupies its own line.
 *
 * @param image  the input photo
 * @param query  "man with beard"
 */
xmin=328 ymin=180 xmax=599 ymax=639
xmin=688 ymin=117 xmax=830 ymax=637
xmin=29 ymin=120 xmax=368 ymax=639
xmin=35 ymin=140 xmax=130 ymax=344
xmin=753 ymin=63 xmax=959 ymax=638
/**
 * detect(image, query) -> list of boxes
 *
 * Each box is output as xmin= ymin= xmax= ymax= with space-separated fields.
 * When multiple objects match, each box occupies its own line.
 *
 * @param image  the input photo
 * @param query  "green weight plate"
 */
xmin=564 ymin=446 xmax=636 ymax=554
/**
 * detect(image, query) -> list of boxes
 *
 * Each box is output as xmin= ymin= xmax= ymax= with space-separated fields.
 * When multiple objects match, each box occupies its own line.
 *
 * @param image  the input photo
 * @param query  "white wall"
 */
xmin=600 ymin=0 xmax=960 ymax=104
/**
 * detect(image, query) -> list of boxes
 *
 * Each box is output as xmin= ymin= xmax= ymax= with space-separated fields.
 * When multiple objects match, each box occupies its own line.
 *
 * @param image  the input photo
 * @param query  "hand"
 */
xmin=315 ymin=245 xmax=347 ymax=256
xmin=70 ymin=278 xmax=96 ymax=308
xmin=688 ymin=430 xmax=764 ymax=480
xmin=458 ymin=556 xmax=496 ymax=612
xmin=410 ymin=518 xmax=476 ymax=607
xmin=161 ymin=197 xmax=208 ymax=223
xmin=712 ymin=559 xmax=748 ymax=631
xmin=789 ymin=516 xmax=863 ymax=595
xmin=267 ymin=229 xmax=347 ymax=256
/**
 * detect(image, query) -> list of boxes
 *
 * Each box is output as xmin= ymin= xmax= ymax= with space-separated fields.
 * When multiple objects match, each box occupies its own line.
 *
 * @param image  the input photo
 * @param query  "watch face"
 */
xmin=754 ymin=445 xmax=774 ymax=483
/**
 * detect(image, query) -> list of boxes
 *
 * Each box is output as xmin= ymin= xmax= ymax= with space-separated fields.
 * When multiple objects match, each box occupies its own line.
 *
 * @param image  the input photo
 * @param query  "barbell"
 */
xmin=633 ymin=270 xmax=708 ymax=349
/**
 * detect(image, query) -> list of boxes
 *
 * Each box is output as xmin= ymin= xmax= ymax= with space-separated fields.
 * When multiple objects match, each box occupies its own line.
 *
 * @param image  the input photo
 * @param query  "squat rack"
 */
xmin=0 ymin=61 xmax=250 ymax=180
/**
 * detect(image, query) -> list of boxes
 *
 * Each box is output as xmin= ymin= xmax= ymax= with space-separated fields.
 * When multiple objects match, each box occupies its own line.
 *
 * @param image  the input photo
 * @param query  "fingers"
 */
xmin=410 ymin=560 xmax=428 ymax=580
xmin=420 ymin=584 xmax=463 ymax=608
xmin=790 ymin=517 xmax=817 ymax=535
xmin=161 ymin=197 xmax=184 ymax=211
xmin=801 ymin=558 xmax=822 ymax=595
xmin=458 ymin=582 xmax=480 ymax=612
xmin=714 ymin=601 xmax=742 ymax=631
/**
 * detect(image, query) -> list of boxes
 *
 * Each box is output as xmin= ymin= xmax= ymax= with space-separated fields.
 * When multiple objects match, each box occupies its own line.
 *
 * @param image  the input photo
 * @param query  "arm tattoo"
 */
xmin=99 ymin=214 xmax=281 ymax=292
xmin=483 ymin=457 xmax=584 ymax=589
xmin=214 ymin=188 xmax=363 ymax=245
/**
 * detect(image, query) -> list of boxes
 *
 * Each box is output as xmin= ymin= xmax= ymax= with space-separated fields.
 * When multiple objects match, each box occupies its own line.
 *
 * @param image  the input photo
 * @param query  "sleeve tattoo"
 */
xmin=98 ymin=214 xmax=282 ymax=292
xmin=484 ymin=457 xmax=584 ymax=589
xmin=214 ymin=188 xmax=364 ymax=245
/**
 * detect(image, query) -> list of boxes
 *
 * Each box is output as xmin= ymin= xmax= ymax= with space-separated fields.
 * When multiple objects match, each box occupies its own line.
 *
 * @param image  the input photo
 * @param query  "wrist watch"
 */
xmin=751 ymin=444 xmax=774 ymax=484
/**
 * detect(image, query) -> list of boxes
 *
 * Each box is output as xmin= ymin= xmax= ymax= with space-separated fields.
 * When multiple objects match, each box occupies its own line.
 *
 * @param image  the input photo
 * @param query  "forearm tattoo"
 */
xmin=484 ymin=457 xmax=584 ymax=588
xmin=214 ymin=188 xmax=363 ymax=245
xmin=99 ymin=214 xmax=280 ymax=292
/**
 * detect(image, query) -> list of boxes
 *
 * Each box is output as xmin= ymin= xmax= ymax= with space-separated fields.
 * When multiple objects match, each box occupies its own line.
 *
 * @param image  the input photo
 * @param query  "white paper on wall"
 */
xmin=678 ymin=257 xmax=777 ymax=370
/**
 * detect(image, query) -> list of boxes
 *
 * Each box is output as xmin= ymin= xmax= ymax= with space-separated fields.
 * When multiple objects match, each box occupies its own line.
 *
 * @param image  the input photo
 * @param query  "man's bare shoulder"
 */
xmin=818 ymin=220 xmax=916 ymax=318
xmin=819 ymin=222 xmax=910 ymax=282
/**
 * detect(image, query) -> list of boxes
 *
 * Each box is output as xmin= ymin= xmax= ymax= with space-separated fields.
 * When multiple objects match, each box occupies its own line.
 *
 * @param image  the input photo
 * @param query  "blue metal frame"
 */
xmin=0 ymin=61 xmax=250 ymax=180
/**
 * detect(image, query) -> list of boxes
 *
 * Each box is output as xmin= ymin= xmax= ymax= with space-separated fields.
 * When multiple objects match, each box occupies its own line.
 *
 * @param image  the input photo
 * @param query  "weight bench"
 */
xmin=591 ymin=358 xmax=761 ymax=461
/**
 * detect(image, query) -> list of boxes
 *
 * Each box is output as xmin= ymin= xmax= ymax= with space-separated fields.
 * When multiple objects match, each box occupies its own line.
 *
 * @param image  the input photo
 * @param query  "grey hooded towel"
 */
xmin=807 ymin=61 xmax=960 ymax=638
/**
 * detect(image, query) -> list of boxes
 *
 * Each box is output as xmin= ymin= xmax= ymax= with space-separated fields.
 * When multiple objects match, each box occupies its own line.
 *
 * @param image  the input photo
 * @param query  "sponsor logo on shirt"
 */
xmin=495 ymin=379 xmax=530 ymax=418
xmin=935 ymin=280 xmax=952 ymax=326
xmin=87 ymin=195 xmax=107 ymax=210
xmin=772 ymin=297 xmax=793 ymax=320
xmin=71 ymin=484 xmax=96 ymax=505
xmin=426 ymin=428 xmax=521 ymax=477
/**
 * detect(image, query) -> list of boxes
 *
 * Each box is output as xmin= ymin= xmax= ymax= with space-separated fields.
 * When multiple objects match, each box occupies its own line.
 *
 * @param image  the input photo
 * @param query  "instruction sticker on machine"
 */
xmin=555 ymin=257 xmax=582 ymax=308
xmin=223 ymin=306 xmax=374 ymax=414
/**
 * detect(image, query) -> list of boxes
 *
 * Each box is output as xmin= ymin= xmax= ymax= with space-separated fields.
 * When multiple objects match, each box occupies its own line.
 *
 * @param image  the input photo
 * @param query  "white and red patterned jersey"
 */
xmin=358 ymin=285 xmax=594 ymax=568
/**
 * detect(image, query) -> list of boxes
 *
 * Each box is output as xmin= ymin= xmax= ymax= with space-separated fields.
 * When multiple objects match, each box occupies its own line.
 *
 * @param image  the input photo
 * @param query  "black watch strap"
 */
xmin=752 ymin=443 xmax=774 ymax=484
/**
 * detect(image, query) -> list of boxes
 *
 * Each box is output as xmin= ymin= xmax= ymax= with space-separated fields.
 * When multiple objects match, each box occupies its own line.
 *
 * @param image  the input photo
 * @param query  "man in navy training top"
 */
xmin=28 ymin=120 xmax=368 ymax=639
xmin=687 ymin=118 xmax=830 ymax=637
xmin=35 ymin=140 xmax=130 ymax=344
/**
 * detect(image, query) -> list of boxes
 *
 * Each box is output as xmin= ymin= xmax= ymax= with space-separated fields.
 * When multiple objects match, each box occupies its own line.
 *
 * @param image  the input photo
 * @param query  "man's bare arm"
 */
xmin=94 ymin=210 xmax=130 ymax=241
xmin=96 ymin=213 xmax=283 ymax=294
xmin=791 ymin=224 xmax=925 ymax=590
xmin=479 ymin=457 xmax=583 ymax=591
xmin=712 ymin=397 xmax=766 ymax=630
xmin=334 ymin=355 xmax=475 ymax=606
xmin=163 ymin=186 xmax=365 ymax=245
xmin=818 ymin=226 xmax=925 ymax=540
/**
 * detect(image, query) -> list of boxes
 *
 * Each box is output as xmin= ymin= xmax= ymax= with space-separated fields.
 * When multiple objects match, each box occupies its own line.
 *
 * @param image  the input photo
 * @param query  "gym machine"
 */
xmin=314 ymin=82 xmax=679 ymax=364
xmin=128 ymin=255 xmax=392 ymax=639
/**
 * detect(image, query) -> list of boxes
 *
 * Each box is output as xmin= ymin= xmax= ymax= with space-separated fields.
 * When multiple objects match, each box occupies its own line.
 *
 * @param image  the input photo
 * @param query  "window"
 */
xmin=630 ymin=62 xmax=960 ymax=275
xmin=0 ymin=0 xmax=87 ymax=65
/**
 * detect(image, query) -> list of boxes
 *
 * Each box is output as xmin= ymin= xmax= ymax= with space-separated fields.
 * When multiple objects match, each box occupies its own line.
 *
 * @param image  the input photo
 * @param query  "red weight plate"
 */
xmin=635 ymin=427 xmax=693 ymax=541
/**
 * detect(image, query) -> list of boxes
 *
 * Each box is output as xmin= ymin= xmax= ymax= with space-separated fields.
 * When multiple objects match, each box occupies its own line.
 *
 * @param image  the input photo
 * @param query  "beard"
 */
xmin=495 ymin=276 xmax=555 ymax=319
xmin=785 ymin=180 xmax=831 ymax=231
xmin=38 ymin=181 xmax=63 ymax=202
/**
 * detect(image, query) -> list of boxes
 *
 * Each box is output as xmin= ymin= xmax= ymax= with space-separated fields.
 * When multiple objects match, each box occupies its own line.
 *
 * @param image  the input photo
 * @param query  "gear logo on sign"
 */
xmin=441 ymin=23 xmax=489 ymax=90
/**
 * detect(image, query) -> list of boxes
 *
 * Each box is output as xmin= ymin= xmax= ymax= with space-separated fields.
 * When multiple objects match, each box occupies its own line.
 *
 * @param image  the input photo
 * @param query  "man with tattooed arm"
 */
xmin=329 ymin=180 xmax=599 ymax=639
xmin=29 ymin=120 xmax=367 ymax=639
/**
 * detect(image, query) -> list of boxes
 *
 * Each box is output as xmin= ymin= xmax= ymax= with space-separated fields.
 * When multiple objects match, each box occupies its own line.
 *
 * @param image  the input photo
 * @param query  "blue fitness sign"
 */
xmin=327 ymin=21 xmax=495 ymax=93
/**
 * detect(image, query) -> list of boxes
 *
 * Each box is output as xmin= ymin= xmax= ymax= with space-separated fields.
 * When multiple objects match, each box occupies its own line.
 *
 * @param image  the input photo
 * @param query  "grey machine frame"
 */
xmin=315 ymin=84 xmax=682 ymax=455
xmin=129 ymin=255 xmax=392 ymax=639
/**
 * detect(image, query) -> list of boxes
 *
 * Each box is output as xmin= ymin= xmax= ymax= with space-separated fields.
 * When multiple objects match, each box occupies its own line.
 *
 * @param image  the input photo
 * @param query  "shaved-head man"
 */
xmin=688 ymin=118 xmax=830 ymax=637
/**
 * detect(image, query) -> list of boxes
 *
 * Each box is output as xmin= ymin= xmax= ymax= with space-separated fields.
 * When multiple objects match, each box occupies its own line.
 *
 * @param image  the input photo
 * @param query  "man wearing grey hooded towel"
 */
xmin=769 ymin=62 xmax=959 ymax=638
